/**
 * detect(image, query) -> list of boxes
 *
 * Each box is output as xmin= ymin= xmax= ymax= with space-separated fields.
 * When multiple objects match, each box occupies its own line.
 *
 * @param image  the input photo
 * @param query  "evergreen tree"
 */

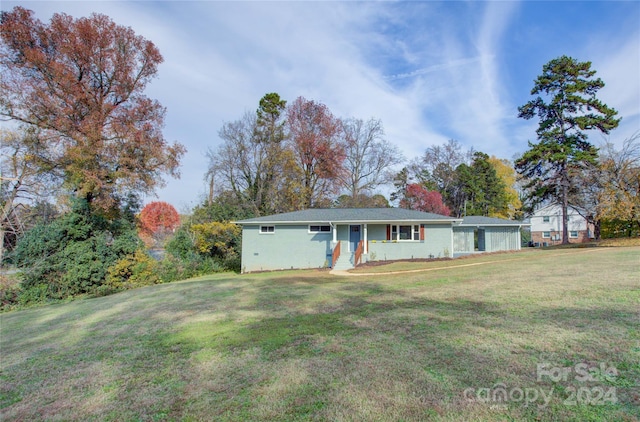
xmin=516 ymin=56 xmax=619 ymax=243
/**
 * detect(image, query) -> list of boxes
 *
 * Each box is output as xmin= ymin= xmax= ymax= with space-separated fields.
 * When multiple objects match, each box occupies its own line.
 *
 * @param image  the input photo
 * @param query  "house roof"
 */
xmin=459 ymin=216 xmax=529 ymax=227
xmin=235 ymin=208 xmax=461 ymax=225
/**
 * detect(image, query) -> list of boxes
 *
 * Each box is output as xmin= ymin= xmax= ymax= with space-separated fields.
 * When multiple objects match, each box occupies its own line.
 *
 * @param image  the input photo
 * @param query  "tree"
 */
xmin=0 ymin=7 xmax=185 ymax=214
xmin=1 ymin=128 xmax=56 ymax=264
xmin=488 ymin=157 xmax=522 ymax=219
xmin=207 ymin=93 xmax=295 ymax=215
xmin=455 ymin=152 xmax=509 ymax=217
xmin=412 ymin=139 xmax=472 ymax=213
xmin=390 ymin=167 xmax=411 ymax=205
xmin=338 ymin=117 xmax=404 ymax=199
xmin=516 ymin=55 xmax=619 ymax=243
xmin=399 ymin=183 xmax=451 ymax=216
xmin=572 ymin=133 xmax=640 ymax=238
xmin=598 ymin=134 xmax=640 ymax=234
xmin=138 ymin=201 xmax=180 ymax=244
xmin=12 ymin=198 xmax=141 ymax=301
xmin=190 ymin=192 xmax=254 ymax=225
xmin=286 ymin=96 xmax=344 ymax=208
xmin=334 ymin=193 xmax=390 ymax=208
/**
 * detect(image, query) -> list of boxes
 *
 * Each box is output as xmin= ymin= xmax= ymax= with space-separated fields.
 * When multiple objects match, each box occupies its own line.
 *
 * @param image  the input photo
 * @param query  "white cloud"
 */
xmin=592 ymin=35 xmax=640 ymax=146
xmin=2 ymin=1 xmax=638 ymax=209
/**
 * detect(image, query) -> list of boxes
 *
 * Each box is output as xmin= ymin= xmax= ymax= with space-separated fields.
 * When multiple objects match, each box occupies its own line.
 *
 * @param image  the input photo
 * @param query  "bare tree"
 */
xmin=207 ymin=95 xmax=294 ymax=216
xmin=0 ymin=128 xmax=56 ymax=265
xmin=338 ymin=118 xmax=404 ymax=201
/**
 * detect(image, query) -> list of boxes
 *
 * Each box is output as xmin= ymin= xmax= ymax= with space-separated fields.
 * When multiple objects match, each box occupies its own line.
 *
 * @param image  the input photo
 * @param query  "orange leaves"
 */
xmin=1 ymin=6 xmax=184 ymax=213
xmin=286 ymin=96 xmax=345 ymax=207
xmin=139 ymin=201 xmax=180 ymax=236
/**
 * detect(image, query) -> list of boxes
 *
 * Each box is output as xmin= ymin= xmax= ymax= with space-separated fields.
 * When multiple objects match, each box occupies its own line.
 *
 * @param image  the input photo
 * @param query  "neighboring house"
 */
xmin=235 ymin=208 xmax=528 ymax=273
xmin=529 ymin=204 xmax=594 ymax=245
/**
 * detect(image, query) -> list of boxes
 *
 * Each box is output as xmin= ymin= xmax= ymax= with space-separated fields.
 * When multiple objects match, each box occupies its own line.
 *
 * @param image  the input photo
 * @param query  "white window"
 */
xmin=543 ymin=216 xmax=550 ymax=223
xmin=542 ymin=231 xmax=550 ymax=238
xmin=309 ymin=225 xmax=331 ymax=233
xmin=392 ymin=225 xmax=420 ymax=241
xmin=260 ymin=225 xmax=275 ymax=234
xmin=569 ymin=231 xmax=579 ymax=238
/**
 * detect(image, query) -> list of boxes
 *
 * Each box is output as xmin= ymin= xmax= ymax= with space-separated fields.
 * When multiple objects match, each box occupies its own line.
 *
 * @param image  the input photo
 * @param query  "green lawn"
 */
xmin=1 ymin=247 xmax=639 ymax=421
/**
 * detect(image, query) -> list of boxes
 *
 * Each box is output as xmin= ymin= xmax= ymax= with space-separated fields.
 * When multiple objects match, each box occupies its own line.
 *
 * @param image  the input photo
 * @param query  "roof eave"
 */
xmin=236 ymin=218 xmax=462 ymax=225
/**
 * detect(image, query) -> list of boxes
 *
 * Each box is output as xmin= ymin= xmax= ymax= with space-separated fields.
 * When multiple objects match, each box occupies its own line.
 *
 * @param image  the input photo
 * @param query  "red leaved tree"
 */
xmin=139 ymin=201 xmax=180 ymax=242
xmin=400 ymin=184 xmax=451 ymax=216
xmin=0 ymin=7 xmax=185 ymax=214
xmin=286 ymin=96 xmax=345 ymax=208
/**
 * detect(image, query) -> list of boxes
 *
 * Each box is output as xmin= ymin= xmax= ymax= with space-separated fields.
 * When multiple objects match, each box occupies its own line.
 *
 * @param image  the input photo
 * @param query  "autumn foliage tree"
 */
xmin=400 ymin=184 xmax=451 ymax=216
xmin=287 ymin=96 xmax=345 ymax=208
xmin=597 ymin=134 xmax=640 ymax=235
xmin=0 ymin=7 xmax=185 ymax=215
xmin=139 ymin=201 xmax=180 ymax=239
xmin=488 ymin=156 xmax=522 ymax=219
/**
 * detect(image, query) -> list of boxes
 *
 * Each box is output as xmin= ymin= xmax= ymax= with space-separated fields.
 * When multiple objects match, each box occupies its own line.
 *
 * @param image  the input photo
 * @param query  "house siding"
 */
xmin=367 ymin=224 xmax=453 ymax=261
xmin=237 ymin=209 xmax=526 ymax=272
xmin=453 ymin=226 xmax=522 ymax=254
xmin=529 ymin=205 xmax=592 ymax=245
xmin=484 ymin=227 xmax=521 ymax=252
xmin=453 ymin=227 xmax=474 ymax=253
xmin=241 ymin=224 xmax=333 ymax=272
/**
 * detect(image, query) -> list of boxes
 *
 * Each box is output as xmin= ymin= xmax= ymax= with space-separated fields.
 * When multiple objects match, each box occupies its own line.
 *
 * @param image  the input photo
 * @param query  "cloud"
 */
xmin=2 ymin=1 xmax=637 ymax=209
xmin=592 ymin=35 xmax=640 ymax=146
xmin=385 ymin=56 xmax=486 ymax=80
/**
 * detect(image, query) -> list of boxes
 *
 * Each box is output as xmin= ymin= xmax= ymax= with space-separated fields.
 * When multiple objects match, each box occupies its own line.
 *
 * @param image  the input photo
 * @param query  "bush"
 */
xmin=165 ymin=226 xmax=195 ymax=261
xmin=156 ymin=254 xmax=224 ymax=283
xmin=0 ymin=274 xmax=22 ymax=311
xmin=163 ymin=221 xmax=241 ymax=277
xmin=106 ymin=250 xmax=160 ymax=290
xmin=11 ymin=199 xmax=142 ymax=303
xmin=600 ymin=219 xmax=640 ymax=239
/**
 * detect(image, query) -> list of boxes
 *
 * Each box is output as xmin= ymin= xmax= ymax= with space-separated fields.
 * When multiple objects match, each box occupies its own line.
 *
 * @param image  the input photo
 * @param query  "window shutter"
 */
xmin=386 ymin=225 xmax=391 ymax=240
xmin=420 ymin=224 xmax=425 ymax=240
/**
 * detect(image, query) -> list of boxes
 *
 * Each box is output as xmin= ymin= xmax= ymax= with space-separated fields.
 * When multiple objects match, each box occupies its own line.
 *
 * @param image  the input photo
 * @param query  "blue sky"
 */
xmin=3 ymin=1 xmax=639 ymax=211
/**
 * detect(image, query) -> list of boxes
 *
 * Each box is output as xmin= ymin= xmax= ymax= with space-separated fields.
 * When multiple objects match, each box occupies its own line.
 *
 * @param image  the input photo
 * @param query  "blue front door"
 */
xmin=349 ymin=225 xmax=361 ymax=252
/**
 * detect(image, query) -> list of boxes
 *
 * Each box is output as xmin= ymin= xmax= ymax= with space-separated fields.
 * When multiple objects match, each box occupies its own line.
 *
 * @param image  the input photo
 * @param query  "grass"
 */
xmin=1 ymin=246 xmax=639 ymax=421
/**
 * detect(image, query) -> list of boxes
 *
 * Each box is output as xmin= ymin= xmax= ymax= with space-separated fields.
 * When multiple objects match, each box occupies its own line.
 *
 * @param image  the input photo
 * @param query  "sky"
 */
xmin=2 ymin=1 xmax=639 ymax=212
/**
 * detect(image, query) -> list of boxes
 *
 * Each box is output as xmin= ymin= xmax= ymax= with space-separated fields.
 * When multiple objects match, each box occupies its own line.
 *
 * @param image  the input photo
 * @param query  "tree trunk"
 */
xmin=561 ymin=167 xmax=570 ymax=244
xmin=0 ymin=228 xmax=5 ymax=267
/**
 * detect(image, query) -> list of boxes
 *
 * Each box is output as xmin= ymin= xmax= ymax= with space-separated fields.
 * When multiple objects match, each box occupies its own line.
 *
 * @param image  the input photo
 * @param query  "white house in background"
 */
xmin=529 ymin=204 xmax=594 ymax=245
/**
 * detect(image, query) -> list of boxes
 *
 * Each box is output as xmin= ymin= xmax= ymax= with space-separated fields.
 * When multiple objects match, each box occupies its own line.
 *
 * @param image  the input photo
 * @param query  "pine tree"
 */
xmin=516 ymin=56 xmax=619 ymax=243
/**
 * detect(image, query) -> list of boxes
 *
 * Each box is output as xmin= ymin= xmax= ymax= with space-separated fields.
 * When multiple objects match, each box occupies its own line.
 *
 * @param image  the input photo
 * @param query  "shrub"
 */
xmin=11 ymin=199 xmax=142 ymax=303
xmin=164 ymin=222 xmax=241 ymax=275
xmin=106 ymin=250 xmax=160 ymax=290
xmin=165 ymin=226 xmax=195 ymax=261
xmin=191 ymin=221 xmax=241 ymax=260
xmin=0 ymin=274 xmax=22 ymax=311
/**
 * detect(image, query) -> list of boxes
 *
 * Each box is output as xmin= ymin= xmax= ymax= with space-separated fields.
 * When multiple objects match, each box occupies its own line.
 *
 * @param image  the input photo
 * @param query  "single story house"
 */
xmin=453 ymin=216 xmax=527 ymax=255
xmin=529 ymin=204 xmax=594 ymax=245
xmin=235 ymin=208 xmax=528 ymax=273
